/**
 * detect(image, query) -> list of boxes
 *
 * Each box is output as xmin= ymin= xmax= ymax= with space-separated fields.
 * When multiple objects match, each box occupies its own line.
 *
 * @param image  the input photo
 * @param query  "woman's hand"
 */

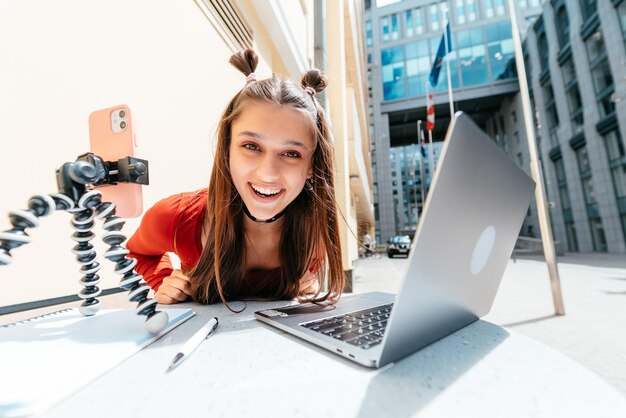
xmin=298 ymin=260 xmax=323 ymax=297
xmin=155 ymin=269 xmax=192 ymax=304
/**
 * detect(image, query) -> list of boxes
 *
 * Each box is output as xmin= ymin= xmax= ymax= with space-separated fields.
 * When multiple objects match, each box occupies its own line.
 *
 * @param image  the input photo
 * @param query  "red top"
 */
xmin=127 ymin=189 xmax=279 ymax=297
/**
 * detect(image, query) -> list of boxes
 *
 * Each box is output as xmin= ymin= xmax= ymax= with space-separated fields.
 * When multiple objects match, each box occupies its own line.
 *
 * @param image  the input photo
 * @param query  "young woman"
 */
xmin=126 ymin=49 xmax=344 ymax=308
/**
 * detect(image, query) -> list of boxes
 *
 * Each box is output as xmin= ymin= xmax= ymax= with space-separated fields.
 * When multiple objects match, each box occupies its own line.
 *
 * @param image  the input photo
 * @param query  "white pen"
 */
xmin=167 ymin=317 xmax=219 ymax=371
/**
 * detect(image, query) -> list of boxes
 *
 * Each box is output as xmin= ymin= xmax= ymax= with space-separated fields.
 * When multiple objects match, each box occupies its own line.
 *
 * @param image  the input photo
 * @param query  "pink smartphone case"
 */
xmin=88 ymin=104 xmax=143 ymax=218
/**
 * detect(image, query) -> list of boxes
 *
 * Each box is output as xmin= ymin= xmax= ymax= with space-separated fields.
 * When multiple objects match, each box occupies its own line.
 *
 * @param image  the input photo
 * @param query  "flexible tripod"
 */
xmin=0 ymin=152 xmax=168 ymax=333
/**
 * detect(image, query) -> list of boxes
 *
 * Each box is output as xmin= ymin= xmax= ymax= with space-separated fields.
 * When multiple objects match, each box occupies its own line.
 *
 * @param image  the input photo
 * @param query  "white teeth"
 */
xmin=251 ymin=184 xmax=281 ymax=196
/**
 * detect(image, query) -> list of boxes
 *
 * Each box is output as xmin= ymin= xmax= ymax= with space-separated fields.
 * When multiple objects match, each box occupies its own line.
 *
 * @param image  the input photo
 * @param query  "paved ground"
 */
xmin=352 ymin=252 xmax=626 ymax=396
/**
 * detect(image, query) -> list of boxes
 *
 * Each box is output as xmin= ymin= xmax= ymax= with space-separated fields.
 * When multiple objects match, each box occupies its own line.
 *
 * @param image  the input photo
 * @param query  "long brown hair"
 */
xmin=187 ymin=49 xmax=344 ymax=308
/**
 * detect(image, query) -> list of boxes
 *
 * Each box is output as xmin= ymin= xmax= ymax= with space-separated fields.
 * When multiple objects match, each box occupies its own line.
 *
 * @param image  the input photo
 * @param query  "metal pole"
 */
xmin=415 ymin=121 xmax=422 ymax=224
xmin=426 ymin=128 xmax=435 ymax=173
xmin=417 ymin=121 xmax=426 ymax=215
xmin=506 ymin=0 xmax=565 ymax=315
xmin=443 ymin=13 xmax=455 ymax=121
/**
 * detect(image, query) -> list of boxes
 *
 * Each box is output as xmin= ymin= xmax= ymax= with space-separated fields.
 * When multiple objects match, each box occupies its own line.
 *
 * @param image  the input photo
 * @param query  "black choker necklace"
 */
xmin=242 ymin=205 xmax=287 ymax=223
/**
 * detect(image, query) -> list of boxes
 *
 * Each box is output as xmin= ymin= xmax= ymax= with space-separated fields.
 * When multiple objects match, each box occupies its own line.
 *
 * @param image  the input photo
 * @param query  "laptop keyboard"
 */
xmin=300 ymin=303 xmax=393 ymax=349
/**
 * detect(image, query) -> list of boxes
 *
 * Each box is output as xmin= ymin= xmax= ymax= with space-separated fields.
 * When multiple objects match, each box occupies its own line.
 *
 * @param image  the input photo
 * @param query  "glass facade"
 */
xmin=381 ymin=21 xmax=513 ymax=101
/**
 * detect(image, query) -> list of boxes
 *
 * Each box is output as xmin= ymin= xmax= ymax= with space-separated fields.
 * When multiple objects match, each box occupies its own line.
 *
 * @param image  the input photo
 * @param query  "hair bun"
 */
xmin=229 ymin=49 xmax=259 ymax=77
xmin=301 ymin=69 xmax=328 ymax=95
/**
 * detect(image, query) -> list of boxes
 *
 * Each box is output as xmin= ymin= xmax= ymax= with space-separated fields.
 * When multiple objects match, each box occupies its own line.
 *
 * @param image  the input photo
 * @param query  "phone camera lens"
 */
xmin=120 ymin=121 xmax=127 ymax=129
xmin=119 ymin=109 xmax=126 ymax=118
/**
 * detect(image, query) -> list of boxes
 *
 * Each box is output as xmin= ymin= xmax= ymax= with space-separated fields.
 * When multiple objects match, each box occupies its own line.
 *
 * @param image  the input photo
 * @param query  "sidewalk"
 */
xmin=352 ymin=253 xmax=626 ymax=396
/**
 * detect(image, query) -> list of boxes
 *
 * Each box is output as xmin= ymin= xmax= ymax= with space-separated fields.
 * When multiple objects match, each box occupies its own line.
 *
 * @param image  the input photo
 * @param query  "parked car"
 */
xmin=387 ymin=235 xmax=411 ymax=258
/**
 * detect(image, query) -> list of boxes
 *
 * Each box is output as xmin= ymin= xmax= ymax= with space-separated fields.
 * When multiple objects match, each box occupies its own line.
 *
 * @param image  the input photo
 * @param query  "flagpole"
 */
xmin=443 ymin=14 xmax=455 ymax=121
xmin=425 ymin=81 xmax=436 ymax=174
xmin=417 ymin=120 xmax=425 ymax=217
xmin=507 ymin=0 xmax=565 ymax=315
xmin=427 ymin=129 xmax=434 ymax=173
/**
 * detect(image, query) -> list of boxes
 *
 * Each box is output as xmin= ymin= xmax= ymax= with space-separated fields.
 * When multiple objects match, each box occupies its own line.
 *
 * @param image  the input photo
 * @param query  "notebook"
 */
xmin=0 ymin=307 xmax=195 ymax=418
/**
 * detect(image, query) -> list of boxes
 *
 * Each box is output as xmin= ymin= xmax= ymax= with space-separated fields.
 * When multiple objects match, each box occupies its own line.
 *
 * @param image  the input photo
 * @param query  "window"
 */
xmin=585 ymin=31 xmax=615 ymax=117
xmin=406 ymin=39 xmax=433 ymax=97
xmin=405 ymin=10 xmax=413 ymax=37
xmin=457 ymin=28 xmax=488 ymax=86
xmin=430 ymin=4 xmax=440 ymax=32
xmin=579 ymin=0 xmax=597 ymax=22
xmin=603 ymin=130 xmax=626 ymax=242
xmin=382 ymin=46 xmax=406 ymax=100
xmin=456 ymin=0 xmax=466 ymax=24
xmin=486 ymin=21 xmax=514 ymax=81
xmin=554 ymin=158 xmax=578 ymax=251
xmin=454 ymin=0 xmax=476 ymax=25
xmin=495 ymin=0 xmax=506 ymax=16
xmin=405 ymin=7 xmax=426 ymax=36
xmin=391 ymin=14 xmax=399 ymax=40
xmin=537 ymin=32 xmax=549 ymax=71
xmin=516 ymin=152 xmax=523 ymax=166
xmin=467 ymin=0 xmax=477 ymax=22
xmin=483 ymin=0 xmax=495 ymax=18
xmin=416 ymin=8 xmax=425 ymax=34
xmin=561 ymin=58 xmax=583 ymax=133
xmin=366 ymin=20 xmax=372 ymax=47
xmin=575 ymin=145 xmax=608 ymax=251
xmin=381 ymin=16 xmax=390 ymax=42
xmin=543 ymin=83 xmax=559 ymax=141
xmin=554 ymin=5 xmax=570 ymax=49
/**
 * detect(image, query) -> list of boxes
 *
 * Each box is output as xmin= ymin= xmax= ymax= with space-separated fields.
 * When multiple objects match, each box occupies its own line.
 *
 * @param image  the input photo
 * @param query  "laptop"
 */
xmin=254 ymin=112 xmax=536 ymax=368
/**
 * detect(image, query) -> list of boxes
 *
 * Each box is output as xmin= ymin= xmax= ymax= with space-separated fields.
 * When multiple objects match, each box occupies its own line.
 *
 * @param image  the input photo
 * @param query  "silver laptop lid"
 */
xmin=378 ymin=112 xmax=535 ymax=367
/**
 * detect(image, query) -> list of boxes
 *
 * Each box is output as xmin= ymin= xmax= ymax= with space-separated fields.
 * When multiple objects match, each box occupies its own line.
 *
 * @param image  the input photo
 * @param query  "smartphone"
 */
xmin=88 ymin=104 xmax=143 ymax=218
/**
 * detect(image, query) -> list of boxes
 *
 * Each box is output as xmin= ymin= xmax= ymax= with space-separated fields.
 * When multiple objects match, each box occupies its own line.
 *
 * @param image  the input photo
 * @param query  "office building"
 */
xmin=366 ymin=0 xmax=545 ymax=243
xmin=489 ymin=0 xmax=626 ymax=253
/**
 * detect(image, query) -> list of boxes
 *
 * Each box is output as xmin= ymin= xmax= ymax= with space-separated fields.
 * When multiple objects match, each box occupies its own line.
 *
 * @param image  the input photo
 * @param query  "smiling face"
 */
xmin=229 ymin=100 xmax=316 ymax=221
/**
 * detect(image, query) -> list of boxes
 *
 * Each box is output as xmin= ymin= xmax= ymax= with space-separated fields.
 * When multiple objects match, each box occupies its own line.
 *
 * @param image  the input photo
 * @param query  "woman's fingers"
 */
xmin=167 ymin=270 xmax=192 ymax=295
xmin=160 ymin=282 xmax=190 ymax=302
xmin=156 ymin=271 xmax=192 ymax=304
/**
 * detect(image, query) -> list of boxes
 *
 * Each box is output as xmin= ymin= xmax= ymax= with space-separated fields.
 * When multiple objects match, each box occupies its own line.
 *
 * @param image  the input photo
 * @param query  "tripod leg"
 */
xmin=78 ymin=191 xmax=168 ymax=333
xmin=68 ymin=205 xmax=102 ymax=316
xmin=0 ymin=194 xmax=70 ymax=265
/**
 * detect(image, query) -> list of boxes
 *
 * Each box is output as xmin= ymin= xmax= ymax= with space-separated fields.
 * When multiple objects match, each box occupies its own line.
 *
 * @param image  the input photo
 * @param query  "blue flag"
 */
xmin=428 ymin=22 xmax=453 ymax=87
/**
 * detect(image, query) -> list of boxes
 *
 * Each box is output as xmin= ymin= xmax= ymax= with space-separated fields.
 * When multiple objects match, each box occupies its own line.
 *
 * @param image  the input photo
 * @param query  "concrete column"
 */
xmin=326 ymin=0 xmax=353 ymax=291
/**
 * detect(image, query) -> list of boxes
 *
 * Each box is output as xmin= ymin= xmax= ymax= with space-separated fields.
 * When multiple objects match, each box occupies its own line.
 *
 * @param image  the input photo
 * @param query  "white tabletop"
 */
xmin=35 ymin=298 xmax=626 ymax=418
